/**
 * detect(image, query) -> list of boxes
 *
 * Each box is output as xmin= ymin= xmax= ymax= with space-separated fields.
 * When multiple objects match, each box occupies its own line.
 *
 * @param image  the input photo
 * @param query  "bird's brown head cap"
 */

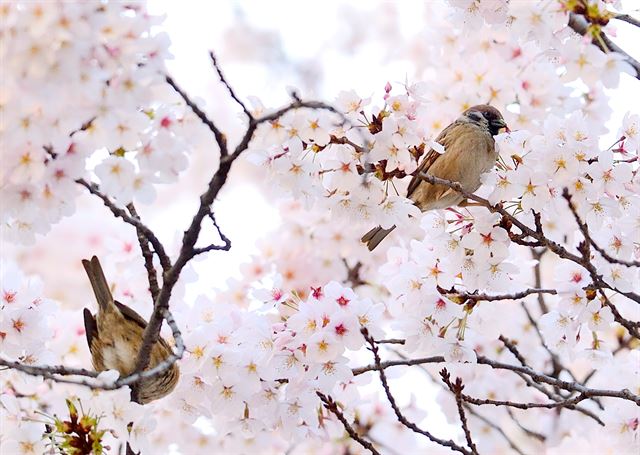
xmin=463 ymin=104 xmax=509 ymax=135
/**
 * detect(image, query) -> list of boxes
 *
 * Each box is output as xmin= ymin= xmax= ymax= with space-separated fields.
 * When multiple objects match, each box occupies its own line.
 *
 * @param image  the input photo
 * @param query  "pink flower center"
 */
xmin=160 ymin=116 xmax=172 ymax=128
xmin=272 ymin=289 xmax=283 ymax=301
xmin=311 ymin=286 xmax=323 ymax=299
xmin=334 ymin=324 xmax=347 ymax=336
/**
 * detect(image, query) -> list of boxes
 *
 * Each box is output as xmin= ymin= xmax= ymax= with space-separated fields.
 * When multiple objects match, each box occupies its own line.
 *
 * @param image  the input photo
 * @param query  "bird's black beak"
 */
xmin=491 ymin=119 xmax=509 ymax=133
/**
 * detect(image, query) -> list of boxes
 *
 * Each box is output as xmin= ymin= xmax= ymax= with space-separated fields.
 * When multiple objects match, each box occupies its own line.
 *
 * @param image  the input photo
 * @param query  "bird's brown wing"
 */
xmin=406 ymin=120 xmax=461 ymax=198
xmin=114 ymin=301 xmax=148 ymax=329
xmin=83 ymin=308 xmax=98 ymax=351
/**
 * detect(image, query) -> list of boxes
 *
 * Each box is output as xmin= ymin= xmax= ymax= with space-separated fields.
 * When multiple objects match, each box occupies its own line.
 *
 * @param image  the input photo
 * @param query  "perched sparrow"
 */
xmin=362 ymin=105 xmax=507 ymax=251
xmin=82 ymin=256 xmax=179 ymax=404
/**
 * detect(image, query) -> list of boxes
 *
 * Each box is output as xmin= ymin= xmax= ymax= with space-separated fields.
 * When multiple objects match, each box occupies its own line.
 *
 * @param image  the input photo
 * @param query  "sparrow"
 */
xmin=82 ymin=256 xmax=179 ymax=404
xmin=362 ymin=104 xmax=507 ymax=251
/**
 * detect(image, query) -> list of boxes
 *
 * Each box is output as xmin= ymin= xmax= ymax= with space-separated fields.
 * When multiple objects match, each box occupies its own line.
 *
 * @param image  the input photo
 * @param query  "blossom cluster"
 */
xmin=248 ymin=86 xmax=424 ymax=231
xmin=0 ymin=2 xmax=192 ymax=244
xmin=169 ymin=280 xmax=385 ymax=446
xmin=0 ymin=260 xmax=57 ymax=366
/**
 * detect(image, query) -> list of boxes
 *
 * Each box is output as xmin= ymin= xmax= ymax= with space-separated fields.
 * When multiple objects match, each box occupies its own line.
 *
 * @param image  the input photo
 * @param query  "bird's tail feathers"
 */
xmin=361 ymin=225 xmax=396 ymax=251
xmin=82 ymin=256 xmax=114 ymax=312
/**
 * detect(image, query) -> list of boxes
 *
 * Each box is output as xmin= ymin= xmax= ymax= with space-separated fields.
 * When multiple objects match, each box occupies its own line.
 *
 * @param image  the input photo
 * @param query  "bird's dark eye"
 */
xmin=467 ymin=111 xmax=483 ymax=122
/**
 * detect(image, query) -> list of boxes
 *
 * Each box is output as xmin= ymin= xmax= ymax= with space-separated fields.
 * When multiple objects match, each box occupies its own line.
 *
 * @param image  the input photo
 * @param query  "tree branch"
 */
xmin=561 ymin=188 xmax=640 ymax=268
xmin=76 ymin=178 xmax=171 ymax=272
xmin=440 ymin=369 xmax=479 ymax=455
xmin=316 ymin=392 xmax=381 ymax=455
xmin=352 ymin=350 xmax=640 ymax=406
xmin=361 ymin=329 xmax=472 ymax=455
xmin=193 ymin=211 xmax=231 ymax=255
xmin=209 ymin=51 xmax=254 ymax=121
xmin=613 ymin=13 xmax=640 ymax=28
xmin=165 ymin=74 xmax=228 ymax=156
xmin=127 ymin=203 xmax=161 ymax=301
xmin=440 ymin=287 xmax=558 ymax=304
xmin=567 ymin=12 xmax=640 ymax=80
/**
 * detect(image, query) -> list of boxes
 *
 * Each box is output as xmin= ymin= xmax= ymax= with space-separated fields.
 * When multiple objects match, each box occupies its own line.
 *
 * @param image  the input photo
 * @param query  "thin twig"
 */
xmin=209 ymin=51 xmax=254 ymax=121
xmin=165 ymin=74 xmax=228 ymax=156
xmin=441 ymin=287 xmax=558 ymax=303
xmin=389 ymin=347 xmax=604 ymax=425
xmin=76 ymin=178 xmax=171 ymax=272
xmin=614 ymin=13 xmax=640 ymax=28
xmin=127 ymin=203 xmax=160 ymax=301
xmin=316 ymin=392 xmax=381 ymax=455
xmin=193 ymin=211 xmax=231 ymax=255
xmin=361 ymin=329 xmax=472 ymax=455
xmin=560 ymin=189 xmax=639 ymax=268
xmin=498 ymin=335 xmax=527 ymax=366
xmin=440 ymin=369 xmax=479 ymax=455
xmin=352 ymin=351 xmax=640 ymax=406
xmin=505 ymin=408 xmax=546 ymax=442
xmin=465 ymin=405 xmax=526 ymax=454
xmin=400 ymin=353 xmax=526 ymax=454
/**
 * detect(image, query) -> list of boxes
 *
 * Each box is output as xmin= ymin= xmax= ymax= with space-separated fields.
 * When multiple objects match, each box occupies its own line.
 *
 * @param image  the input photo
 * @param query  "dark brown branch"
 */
xmin=599 ymin=289 xmax=640 ymax=339
xmin=329 ymin=134 xmax=368 ymax=155
xmin=352 ymin=351 xmax=640 ymax=406
xmin=440 ymin=370 xmax=479 ymax=455
xmin=375 ymin=338 xmax=406 ymax=345
xmin=562 ymin=189 xmax=640 ymax=337
xmin=76 ymin=178 xmax=171 ymax=272
xmin=209 ymin=52 xmax=254 ymax=121
xmin=127 ymin=203 xmax=160 ymax=301
xmin=531 ymin=249 xmax=550 ymax=313
xmin=560 ymin=189 xmax=640 ymax=268
xmin=442 ymin=368 xmax=598 ymax=420
xmin=389 ymin=346 xmax=603 ymax=424
xmin=193 ymin=212 xmax=231 ymax=255
xmin=498 ymin=336 xmax=527 ymax=366
xmin=567 ymin=12 xmax=640 ymax=80
xmin=165 ymin=74 xmax=228 ymax=156
xmin=0 ymin=358 xmax=99 ymax=379
xmin=342 ymin=259 xmax=367 ymax=287
xmin=614 ymin=13 xmax=640 ymax=28
xmin=441 ymin=287 xmax=558 ymax=303
xmin=505 ymin=409 xmax=547 ymax=442
xmin=361 ymin=329 xmax=472 ymax=455
xmin=316 ymin=392 xmax=381 ymax=455
xmin=406 ymin=355 xmax=526 ymax=454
